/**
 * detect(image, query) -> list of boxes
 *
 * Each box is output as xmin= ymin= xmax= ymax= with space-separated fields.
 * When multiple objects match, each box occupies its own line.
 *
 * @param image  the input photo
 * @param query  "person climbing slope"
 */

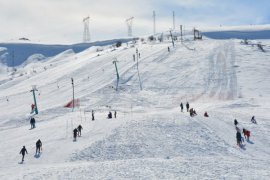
xmin=19 ymin=146 xmax=28 ymax=162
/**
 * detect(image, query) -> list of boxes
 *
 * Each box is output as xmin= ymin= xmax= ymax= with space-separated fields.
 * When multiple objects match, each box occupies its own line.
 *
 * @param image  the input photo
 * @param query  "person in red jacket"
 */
xmin=243 ymin=128 xmax=251 ymax=141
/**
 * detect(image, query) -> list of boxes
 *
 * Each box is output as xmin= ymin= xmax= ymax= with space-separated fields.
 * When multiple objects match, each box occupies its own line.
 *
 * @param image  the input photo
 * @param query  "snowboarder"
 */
xmin=236 ymin=131 xmax=242 ymax=147
xmin=20 ymin=146 xmax=28 ymax=162
xmin=30 ymin=117 xmax=36 ymax=129
xmin=36 ymin=139 xmax=42 ymax=154
xmin=73 ymin=128 xmax=78 ymax=141
xmin=234 ymin=119 xmax=238 ymax=126
xmin=186 ymin=102 xmax=190 ymax=112
xmin=180 ymin=103 xmax=183 ymax=112
xmin=108 ymin=112 xmax=112 ymax=119
xmin=251 ymin=116 xmax=257 ymax=124
xmin=204 ymin=112 xmax=209 ymax=117
xmin=114 ymin=111 xmax=117 ymax=118
xmin=243 ymin=128 xmax=251 ymax=141
xmin=92 ymin=110 xmax=95 ymax=121
xmin=77 ymin=125 xmax=83 ymax=137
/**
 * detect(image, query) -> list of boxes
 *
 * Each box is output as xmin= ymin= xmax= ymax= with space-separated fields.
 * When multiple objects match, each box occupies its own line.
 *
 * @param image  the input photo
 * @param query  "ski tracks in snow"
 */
xmin=205 ymin=40 xmax=238 ymax=100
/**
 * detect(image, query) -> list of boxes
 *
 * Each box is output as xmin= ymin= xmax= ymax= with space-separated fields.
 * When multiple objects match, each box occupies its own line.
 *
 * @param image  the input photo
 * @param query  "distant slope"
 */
xmin=203 ymin=30 xmax=270 ymax=40
xmin=0 ymin=38 xmax=132 ymax=66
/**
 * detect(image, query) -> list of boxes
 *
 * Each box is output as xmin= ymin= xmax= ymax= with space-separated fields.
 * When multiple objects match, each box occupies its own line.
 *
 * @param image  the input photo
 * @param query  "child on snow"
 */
xmin=243 ymin=128 xmax=251 ymax=141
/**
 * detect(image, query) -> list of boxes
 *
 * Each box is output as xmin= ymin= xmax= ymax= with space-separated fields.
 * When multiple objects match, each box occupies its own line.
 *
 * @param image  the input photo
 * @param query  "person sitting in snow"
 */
xmin=108 ymin=112 xmax=112 ymax=119
xmin=243 ymin=128 xmax=251 ymax=141
xmin=189 ymin=108 xmax=193 ymax=117
xmin=204 ymin=112 xmax=209 ymax=117
xmin=251 ymin=116 xmax=257 ymax=124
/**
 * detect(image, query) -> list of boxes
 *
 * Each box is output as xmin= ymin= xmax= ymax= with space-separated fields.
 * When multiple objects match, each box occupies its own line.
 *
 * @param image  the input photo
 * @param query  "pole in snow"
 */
xmin=71 ymin=78 xmax=75 ymax=111
xmin=169 ymin=30 xmax=175 ymax=47
xmin=113 ymin=59 xmax=120 ymax=91
xmin=136 ymin=48 xmax=142 ymax=90
xmin=30 ymin=85 xmax=38 ymax=114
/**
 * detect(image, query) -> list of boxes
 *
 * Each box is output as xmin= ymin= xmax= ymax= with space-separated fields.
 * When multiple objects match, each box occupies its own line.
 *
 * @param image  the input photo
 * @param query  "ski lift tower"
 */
xmin=83 ymin=16 xmax=90 ymax=42
xmin=126 ymin=17 xmax=134 ymax=37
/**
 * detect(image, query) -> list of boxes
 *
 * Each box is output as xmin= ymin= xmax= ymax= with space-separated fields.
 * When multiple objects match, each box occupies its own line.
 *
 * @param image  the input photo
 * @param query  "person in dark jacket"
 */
xmin=236 ymin=131 xmax=242 ymax=147
xmin=30 ymin=117 xmax=36 ymax=129
xmin=180 ymin=103 xmax=183 ymax=112
xmin=204 ymin=112 xmax=209 ymax=117
xmin=108 ymin=112 xmax=112 ymax=119
xmin=92 ymin=110 xmax=95 ymax=121
xmin=77 ymin=125 xmax=83 ymax=137
xmin=186 ymin=102 xmax=190 ymax=112
xmin=73 ymin=128 xmax=78 ymax=141
xmin=251 ymin=116 xmax=257 ymax=124
xmin=36 ymin=139 xmax=42 ymax=154
xmin=234 ymin=119 xmax=238 ymax=126
xmin=20 ymin=146 xmax=28 ymax=162
xmin=114 ymin=111 xmax=117 ymax=118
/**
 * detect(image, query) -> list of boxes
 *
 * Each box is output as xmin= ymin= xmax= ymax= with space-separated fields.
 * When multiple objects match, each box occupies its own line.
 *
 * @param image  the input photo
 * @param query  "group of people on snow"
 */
xmin=73 ymin=125 xmax=83 ymax=141
xmin=20 ymin=139 xmax=42 ymax=163
xmin=234 ymin=118 xmax=254 ymax=148
xmin=30 ymin=117 xmax=36 ymax=129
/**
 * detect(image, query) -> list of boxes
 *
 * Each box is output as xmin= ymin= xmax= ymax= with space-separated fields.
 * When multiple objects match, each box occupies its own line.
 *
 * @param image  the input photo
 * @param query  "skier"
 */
xmin=92 ymin=110 xmax=95 ymax=121
xmin=180 ymin=103 xmax=183 ymax=112
xmin=204 ymin=112 xmax=209 ymax=117
xmin=77 ymin=125 xmax=83 ymax=137
xmin=251 ymin=116 xmax=257 ymax=124
xmin=234 ymin=119 xmax=238 ymax=126
xmin=236 ymin=131 xmax=242 ymax=147
xmin=114 ymin=111 xmax=117 ymax=118
xmin=186 ymin=102 xmax=190 ymax=112
xmin=73 ymin=128 xmax=78 ymax=141
xmin=108 ymin=112 xmax=112 ymax=119
xmin=20 ymin=146 xmax=28 ymax=162
xmin=35 ymin=139 xmax=42 ymax=154
xmin=243 ymin=128 xmax=251 ymax=141
xmin=168 ymin=46 xmax=170 ymax=52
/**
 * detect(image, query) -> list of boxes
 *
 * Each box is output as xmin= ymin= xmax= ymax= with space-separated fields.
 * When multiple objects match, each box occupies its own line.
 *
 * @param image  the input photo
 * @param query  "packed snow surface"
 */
xmin=0 ymin=37 xmax=270 ymax=179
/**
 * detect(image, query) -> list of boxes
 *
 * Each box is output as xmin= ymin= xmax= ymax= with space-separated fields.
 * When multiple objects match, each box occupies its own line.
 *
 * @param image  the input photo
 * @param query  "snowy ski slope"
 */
xmin=0 ymin=37 xmax=270 ymax=179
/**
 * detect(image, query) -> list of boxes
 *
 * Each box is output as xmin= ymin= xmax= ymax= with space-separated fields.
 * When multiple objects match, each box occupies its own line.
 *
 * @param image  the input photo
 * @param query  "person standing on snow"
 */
xmin=20 ymin=146 xmax=28 ymax=162
xmin=77 ymin=125 xmax=83 ymax=137
xmin=114 ymin=111 xmax=117 ymax=118
xmin=30 ymin=117 xmax=36 ymax=129
xmin=186 ymin=102 xmax=190 ymax=112
xmin=236 ymin=131 xmax=242 ymax=147
xmin=36 ymin=139 xmax=42 ymax=154
xmin=92 ymin=110 xmax=95 ymax=121
xmin=234 ymin=119 xmax=238 ymax=126
xmin=73 ymin=128 xmax=78 ymax=141
xmin=180 ymin=103 xmax=183 ymax=112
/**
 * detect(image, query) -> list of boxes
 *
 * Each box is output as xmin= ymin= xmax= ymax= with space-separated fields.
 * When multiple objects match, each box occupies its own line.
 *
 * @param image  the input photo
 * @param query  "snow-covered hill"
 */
xmin=0 ymin=35 xmax=269 ymax=179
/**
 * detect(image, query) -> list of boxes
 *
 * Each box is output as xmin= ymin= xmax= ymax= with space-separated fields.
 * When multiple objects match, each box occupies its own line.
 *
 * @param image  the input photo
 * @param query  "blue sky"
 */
xmin=0 ymin=0 xmax=269 ymax=44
